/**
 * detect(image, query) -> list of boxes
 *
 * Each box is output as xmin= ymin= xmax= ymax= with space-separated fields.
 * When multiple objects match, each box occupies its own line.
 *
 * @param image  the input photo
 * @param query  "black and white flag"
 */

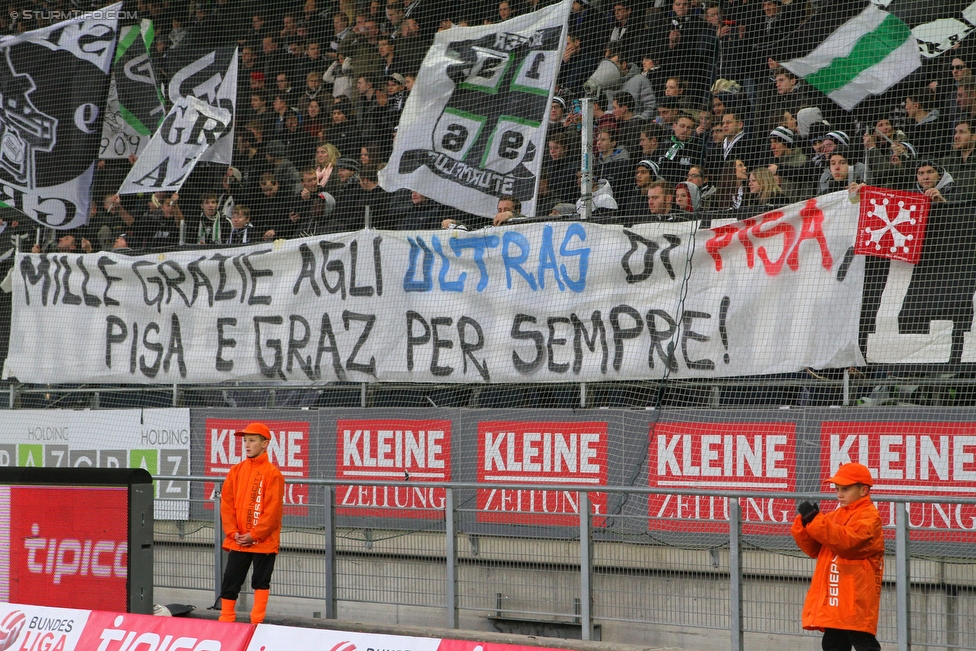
xmin=117 ymin=46 xmax=237 ymax=194
xmin=0 ymin=4 xmax=120 ymax=229
xmin=117 ymin=96 xmax=233 ymax=193
xmin=873 ymin=0 xmax=976 ymax=57
xmin=100 ymin=21 xmax=166 ymax=159
xmin=380 ymin=0 xmax=571 ymax=218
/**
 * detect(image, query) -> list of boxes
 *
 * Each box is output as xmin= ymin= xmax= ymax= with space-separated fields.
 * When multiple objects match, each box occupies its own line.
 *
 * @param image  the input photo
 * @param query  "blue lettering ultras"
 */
xmin=431 ymin=236 xmax=466 ymax=292
xmin=502 ymin=231 xmax=537 ymax=290
xmin=449 ymin=234 xmax=499 ymax=292
xmin=559 ymin=223 xmax=589 ymax=292
xmin=537 ymin=225 xmax=564 ymax=291
xmin=403 ymin=237 xmax=434 ymax=292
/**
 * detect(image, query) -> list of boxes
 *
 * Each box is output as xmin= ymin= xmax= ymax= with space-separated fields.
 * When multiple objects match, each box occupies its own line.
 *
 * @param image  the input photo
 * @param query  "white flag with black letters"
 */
xmin=117 ymin=96 xmax=233 ymax=193
xmin=0 ymin=4 xmax=120 ymax=229
xmin=117 ymin=46 xmax=237 ymax=193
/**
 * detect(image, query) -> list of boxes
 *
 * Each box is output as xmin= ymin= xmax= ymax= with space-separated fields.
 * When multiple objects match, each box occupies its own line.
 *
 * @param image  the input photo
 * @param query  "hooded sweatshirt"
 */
xmin=818 ymin=161 xmax=871 ymax=195
xmin=915 ymin=161 xmax=955 ymax=198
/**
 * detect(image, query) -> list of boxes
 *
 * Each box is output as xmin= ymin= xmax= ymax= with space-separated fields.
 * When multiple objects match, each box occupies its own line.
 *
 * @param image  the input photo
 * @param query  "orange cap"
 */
xmin=233 ymin=422 xmax=272 ymax=440
xmin=826 ymin=462 xmax=873 ymax=487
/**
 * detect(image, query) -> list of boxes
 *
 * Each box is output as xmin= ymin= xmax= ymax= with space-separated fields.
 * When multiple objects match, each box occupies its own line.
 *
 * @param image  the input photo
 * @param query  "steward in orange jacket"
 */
xmin=221 ymin=445 xmax=284 ymax=555
xmin=218 ymin=422 xmax=285 ymax=624
xmin=791 ymin=462 xmax=885 ymax=651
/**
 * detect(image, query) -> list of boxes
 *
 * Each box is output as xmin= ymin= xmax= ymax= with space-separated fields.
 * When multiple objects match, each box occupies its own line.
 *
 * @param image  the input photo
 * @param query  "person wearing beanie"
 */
xmin=325 ymin=99 xmax=359 ymax=158
xmin=824 ymin=130 xmax=850 ymax=149
xmin=809 ymin=129 xmax=848 ymax=173
xmin=548 ymin=96 xmax=571 ymax=139
xmin=218 ymin=423 xmax=284 ymax=624
xmin=791 ymin=463 xmax=884 ymax=651
xmin=621 ymin=158 xmax=663 ymax=217
xmin=914 ymin=159 xmax=954 ymax=202
xmin=767 ymin=126 xmax=815 ymax=201
xmin=863 ymin=117 xmax=914 ymax=189
xmin=817 ymin=148 xmax=869 ymax=196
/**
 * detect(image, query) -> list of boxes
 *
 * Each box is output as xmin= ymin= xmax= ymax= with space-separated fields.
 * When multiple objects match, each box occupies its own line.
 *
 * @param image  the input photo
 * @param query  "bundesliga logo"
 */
xmin=0 ymin=611 xmax=26 ymax=651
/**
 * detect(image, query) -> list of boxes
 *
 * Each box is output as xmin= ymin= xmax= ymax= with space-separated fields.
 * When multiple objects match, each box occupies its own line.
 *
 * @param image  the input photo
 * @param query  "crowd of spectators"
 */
xmin=3 ymin=0 xmax=975 ymax=254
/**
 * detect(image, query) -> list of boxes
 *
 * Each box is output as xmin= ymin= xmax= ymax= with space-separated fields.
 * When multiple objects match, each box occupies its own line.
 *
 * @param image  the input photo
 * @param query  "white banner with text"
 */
xmin=6 ymin=192 xmax=865 ymax=384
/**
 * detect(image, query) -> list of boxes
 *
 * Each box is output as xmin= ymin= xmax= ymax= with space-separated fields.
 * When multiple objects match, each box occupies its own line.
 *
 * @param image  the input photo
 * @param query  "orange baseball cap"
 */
xmin=826 ymin=462 xmax=873 ymax=487
xmin=234 ymin=422 xmax=272 ymax=440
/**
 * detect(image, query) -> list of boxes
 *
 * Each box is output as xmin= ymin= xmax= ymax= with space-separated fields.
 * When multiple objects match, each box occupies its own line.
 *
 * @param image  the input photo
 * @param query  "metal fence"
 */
xmin=153 ymin=476 xmax=976 ymax=651
xmin=10 ymin=371 xmax=976 ymax=411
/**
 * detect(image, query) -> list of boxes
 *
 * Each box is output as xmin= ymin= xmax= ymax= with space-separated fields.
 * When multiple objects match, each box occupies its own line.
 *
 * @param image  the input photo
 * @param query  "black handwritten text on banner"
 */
xmin=6 ymin=192 xmax=866 ymax=384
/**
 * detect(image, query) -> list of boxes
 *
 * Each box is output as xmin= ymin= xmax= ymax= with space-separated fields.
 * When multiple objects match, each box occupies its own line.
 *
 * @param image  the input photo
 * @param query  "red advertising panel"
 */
xmin=820 ymin=422 xmax=976 ymax=541
xmin=205 ymin=418 xmax=309 ymax=515
xmin=648 ymin=422 xmax=797 ymax=534
xmin=3 ymin=486 xmax=129 ymax=611
xmin=77 ymin=610 xmax=254 ymax=650
xmin=476 ymin=421 xmax=608 ymax=526
xmin=336 ymin=419 xmax=451 ymax=518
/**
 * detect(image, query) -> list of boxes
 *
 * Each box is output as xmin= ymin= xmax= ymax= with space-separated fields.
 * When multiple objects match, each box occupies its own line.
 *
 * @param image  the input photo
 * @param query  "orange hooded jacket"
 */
xmin=221 ymin=452 xmax=285 ymax=554
xmin=790 ymin=496 xmax=885 ymax=635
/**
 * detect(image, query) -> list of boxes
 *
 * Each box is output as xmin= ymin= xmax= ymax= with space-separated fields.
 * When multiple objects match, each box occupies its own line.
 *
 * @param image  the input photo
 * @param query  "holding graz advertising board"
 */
xmin=0 ymin=409 xmax=189 ymax=519
xmin=6 ymin=192 xmax=866 ymax=385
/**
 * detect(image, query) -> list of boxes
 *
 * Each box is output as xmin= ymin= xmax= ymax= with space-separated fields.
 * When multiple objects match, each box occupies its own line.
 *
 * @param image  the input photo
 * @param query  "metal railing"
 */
xmin=155 ymin=477 xmax=976 ymax=651
xmin=10 ymin=370 xmax=976 ymax=410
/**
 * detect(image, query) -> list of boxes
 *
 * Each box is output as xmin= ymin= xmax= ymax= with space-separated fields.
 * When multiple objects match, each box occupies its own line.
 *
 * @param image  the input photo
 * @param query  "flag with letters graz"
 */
xmin=100 ymin=21 xmax=166 ymax=159
xmin=0 ymin=4 xmax=119 ymax=229
xmin=778 ymin=0 xmax=919 ymax=110
xmin=380 ymin=0 xmax=572 ymax=218
xmin=117 ymin=47 xmax=237 ymax=193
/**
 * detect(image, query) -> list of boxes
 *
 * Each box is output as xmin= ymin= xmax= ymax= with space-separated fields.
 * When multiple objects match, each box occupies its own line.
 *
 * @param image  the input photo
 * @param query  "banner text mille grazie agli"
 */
xmin=10 ymin=206 xmax=863 ymax=384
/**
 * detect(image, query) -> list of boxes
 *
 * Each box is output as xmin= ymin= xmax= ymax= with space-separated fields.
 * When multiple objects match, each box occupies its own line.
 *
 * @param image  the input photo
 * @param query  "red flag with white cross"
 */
xmin=855 ymin=186 xmax=930 ymax=264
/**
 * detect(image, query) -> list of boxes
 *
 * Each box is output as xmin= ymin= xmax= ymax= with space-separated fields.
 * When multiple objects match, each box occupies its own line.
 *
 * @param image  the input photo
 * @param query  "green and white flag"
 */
xmin=780 ymin=2 xmax=920 ymax=111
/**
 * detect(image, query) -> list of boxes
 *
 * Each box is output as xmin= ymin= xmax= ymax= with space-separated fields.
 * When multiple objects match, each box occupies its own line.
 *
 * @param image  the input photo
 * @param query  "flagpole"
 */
xmin=580 ymin=97 xmax=593 ymax=221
